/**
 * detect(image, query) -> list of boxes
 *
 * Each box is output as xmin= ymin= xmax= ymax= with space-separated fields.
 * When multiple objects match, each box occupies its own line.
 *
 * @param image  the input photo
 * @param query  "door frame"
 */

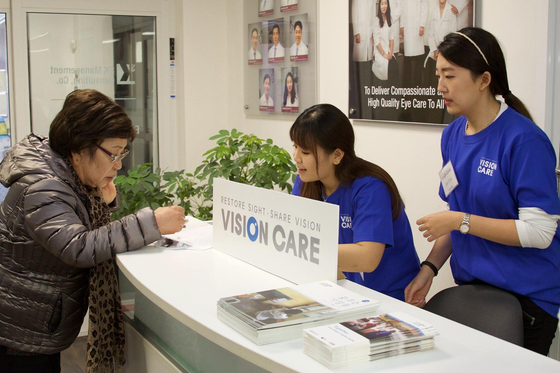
xmin=545 ymin=0 xmax=560 ymax=160
xmin=8 ymin=0 xmax=182 ymax=169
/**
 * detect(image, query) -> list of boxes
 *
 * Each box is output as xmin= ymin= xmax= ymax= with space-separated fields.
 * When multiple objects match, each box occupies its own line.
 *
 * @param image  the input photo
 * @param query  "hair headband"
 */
xmin=454 ymin=32 xmax=489 ymax=66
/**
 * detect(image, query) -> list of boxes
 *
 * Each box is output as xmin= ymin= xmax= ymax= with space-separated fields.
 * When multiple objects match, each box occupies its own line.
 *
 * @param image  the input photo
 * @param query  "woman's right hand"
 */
xmin=355 ymin=33 xmax=361 ymax=43
xmin=154 ymin=206 xmax=185 ymax=235
xmin=404 ymin=267 xmax=434 ymax=308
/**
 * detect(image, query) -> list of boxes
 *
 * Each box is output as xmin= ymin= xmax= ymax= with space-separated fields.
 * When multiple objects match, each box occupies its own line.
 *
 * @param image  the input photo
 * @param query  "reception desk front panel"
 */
xmin=117 ymin=245 xmax=560 ymax=373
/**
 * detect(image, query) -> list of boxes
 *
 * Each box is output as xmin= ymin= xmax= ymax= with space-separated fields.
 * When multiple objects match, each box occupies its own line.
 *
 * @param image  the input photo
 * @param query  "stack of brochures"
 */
xmin=303 ymin=311 xmax=438 ymax=369
xmin=217 ymin=280 xmax=381 ymax=345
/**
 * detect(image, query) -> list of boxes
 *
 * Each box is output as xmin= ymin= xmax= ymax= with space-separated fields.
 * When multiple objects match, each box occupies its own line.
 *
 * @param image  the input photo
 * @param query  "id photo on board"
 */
xmin=259 ymin=0 xmax=274 ymax=17
xmin=280 ymin=0 xmax=298 ymax=12
xmin=281 ymin=67 xmax=299 ymax=113
xmin=348 ymin=0 xmax=475 ymax=125
xmin=290 ymin=14 xmax=308 ymax=62
xmin=267 ymin=19 xmax=286 ymax=63
xmin=259 ymin=69 xmax=275 ymax=112
xmin=248 ymin=23 xmax=263 ymax=65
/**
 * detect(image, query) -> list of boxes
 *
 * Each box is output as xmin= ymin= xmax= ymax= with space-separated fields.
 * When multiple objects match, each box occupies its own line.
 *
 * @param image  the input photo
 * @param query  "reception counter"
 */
xmin=116 ymin=225 xmax=560 ymax=372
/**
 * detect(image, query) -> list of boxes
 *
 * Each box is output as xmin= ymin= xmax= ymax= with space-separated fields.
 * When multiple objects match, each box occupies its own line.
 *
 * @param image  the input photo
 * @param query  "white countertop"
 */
xmin=117 ymin=222 xmax=560 ymax=372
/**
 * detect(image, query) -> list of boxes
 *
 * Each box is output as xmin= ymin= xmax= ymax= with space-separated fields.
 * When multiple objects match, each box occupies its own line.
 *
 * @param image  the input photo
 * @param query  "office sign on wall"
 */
xmin=213 ymin=178 xmax=339 ymax=284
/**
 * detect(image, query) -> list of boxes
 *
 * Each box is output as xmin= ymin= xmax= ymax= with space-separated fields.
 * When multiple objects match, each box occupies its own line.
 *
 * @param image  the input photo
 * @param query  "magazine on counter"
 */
xmin=217 ymin=280 xmax=380 ymax=345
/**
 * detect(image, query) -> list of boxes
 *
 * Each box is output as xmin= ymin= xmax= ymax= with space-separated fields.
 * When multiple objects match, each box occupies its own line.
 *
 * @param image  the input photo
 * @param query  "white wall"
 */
xmin=179 ymin=0 xmax=229 ymax=172
xmin=479 ymin=0 xmax=550 ymax=129
xmin=184 ymin=0 xmax=552 ymax=299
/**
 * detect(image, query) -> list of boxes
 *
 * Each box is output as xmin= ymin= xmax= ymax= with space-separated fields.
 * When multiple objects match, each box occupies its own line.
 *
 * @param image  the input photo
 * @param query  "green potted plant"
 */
xmin=111 ymin=163 xmax=196 ymax=220
xmin=192 ymin=128 xmax=296 ymax=220
xmin=112 ymin=129 xmax=296 ymax=221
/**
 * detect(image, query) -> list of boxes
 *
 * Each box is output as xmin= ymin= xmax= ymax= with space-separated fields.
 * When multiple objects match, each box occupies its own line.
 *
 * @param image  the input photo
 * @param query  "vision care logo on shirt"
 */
xmin=478 ymin=157 xmax=498 ymax=177
xmin=341 ymin=214 xmax=352 ymax=229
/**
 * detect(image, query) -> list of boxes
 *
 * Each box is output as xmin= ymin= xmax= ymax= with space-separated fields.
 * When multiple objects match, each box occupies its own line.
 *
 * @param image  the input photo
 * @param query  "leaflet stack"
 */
xmin=303 ymin=311 xmax=438 ymax=369
xmin=217 ymin=280 xmax=380 ymax=345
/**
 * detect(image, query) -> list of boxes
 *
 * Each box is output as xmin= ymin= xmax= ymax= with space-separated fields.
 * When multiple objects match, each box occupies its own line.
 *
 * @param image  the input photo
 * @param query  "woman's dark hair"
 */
xmin=263 ymin=74 xmax=271 ymax=85
xmin=377 ymin=0 xmax=392 ymax=28
xmin=289 ymin=104 xmax=404 ymax=220
xmin=283 ymin=72 xmax=297 ymax=106
xmin=49 ymin=89 xmax=136 ymax=159
xmin=438 ymin=27 xmax=533 ymax=121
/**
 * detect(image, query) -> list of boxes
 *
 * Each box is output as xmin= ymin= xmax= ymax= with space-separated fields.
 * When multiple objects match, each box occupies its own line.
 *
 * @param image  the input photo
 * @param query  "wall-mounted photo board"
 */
xmin=244 ymin=0 xmax=317 ymax=118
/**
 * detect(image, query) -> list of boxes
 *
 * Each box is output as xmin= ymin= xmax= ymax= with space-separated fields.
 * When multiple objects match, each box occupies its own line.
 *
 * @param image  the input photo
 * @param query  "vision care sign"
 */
xmin=213 ymin=179 xmax=339 ymax=284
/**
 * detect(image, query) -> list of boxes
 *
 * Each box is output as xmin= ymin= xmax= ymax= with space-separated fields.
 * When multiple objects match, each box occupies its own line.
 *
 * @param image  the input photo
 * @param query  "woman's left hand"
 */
xmin=417 ymin=211 xmax=463 ymax=242
xmin=99 ymin=181 xmax=117 ymax=205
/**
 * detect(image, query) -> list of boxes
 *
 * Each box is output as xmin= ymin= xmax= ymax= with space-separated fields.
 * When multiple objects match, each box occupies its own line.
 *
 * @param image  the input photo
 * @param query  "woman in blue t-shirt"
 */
xmin=404 ymin=27 xmax=560 ymax=355
xmin=290 ymin=103 xmax=420 ymax=301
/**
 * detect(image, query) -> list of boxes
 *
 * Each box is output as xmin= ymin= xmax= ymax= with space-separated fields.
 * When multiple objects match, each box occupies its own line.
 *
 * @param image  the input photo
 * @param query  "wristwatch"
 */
xmin=459 ymin=213 xmax=471 ymax=234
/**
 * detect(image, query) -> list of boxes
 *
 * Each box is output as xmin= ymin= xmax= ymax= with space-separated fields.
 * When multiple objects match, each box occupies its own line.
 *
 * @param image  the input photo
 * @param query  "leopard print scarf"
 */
xmin=66 ymin=160 xmax=126 ymax=373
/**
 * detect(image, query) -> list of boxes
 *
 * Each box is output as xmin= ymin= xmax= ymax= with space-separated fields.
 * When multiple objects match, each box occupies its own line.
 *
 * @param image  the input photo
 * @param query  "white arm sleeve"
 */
xmin=515 ymin=207 xmax=560 ymax=249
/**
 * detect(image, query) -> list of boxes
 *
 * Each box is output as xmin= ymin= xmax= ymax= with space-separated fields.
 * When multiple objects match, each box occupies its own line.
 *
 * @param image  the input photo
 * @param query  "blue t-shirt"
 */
xmin=293 ymin=176 xmax=420 ymax=301
xmin=440 ymin=107 xmax=560 ymax=317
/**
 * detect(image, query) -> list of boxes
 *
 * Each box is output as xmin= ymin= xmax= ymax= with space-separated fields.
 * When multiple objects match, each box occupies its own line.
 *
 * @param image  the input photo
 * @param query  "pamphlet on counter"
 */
xmin=303 ymin=311 xmax=438 ymax=369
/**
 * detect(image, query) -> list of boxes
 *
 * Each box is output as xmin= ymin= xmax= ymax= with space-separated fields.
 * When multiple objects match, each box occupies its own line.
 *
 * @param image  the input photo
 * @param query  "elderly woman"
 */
xmin=0 ymin=89 xmax=185 ymax=373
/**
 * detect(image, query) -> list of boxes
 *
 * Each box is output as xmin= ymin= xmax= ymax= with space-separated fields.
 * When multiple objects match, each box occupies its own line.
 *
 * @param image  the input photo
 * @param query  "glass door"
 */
xmin=27 ymin=13 xmax=157 ymax=173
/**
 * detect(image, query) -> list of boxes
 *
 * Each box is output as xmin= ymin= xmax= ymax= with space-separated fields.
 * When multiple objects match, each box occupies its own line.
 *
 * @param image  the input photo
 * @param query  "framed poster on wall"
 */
xmin=244 ymin=0 xmax=317 ymax=117
xmin=348 ymin=0 xmax=476 ymax=125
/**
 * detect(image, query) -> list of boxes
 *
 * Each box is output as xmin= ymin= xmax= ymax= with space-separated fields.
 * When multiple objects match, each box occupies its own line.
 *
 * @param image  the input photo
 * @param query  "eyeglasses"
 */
xmin=96 ymin=144 xmax=129 ymax=163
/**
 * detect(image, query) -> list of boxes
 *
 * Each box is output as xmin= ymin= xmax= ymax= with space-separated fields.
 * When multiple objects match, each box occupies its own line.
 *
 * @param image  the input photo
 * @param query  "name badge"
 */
xmin=439 ymin=161 xmax=459 ymax=197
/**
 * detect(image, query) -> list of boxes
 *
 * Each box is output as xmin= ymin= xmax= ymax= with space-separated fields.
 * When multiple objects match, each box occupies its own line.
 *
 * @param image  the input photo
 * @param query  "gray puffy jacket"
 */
xmin=0 ymin=134 xmax=161 ymax=354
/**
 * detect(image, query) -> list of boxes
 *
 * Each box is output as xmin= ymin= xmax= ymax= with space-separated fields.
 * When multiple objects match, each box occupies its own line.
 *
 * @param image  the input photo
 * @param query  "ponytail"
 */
xmin=503 ymin=91 xmax=533 ymax=122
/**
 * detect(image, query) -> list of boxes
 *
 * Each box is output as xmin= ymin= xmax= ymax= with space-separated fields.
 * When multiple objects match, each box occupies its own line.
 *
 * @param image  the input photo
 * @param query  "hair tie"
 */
xmin=454 ymin=32 xmax=489 ymax=67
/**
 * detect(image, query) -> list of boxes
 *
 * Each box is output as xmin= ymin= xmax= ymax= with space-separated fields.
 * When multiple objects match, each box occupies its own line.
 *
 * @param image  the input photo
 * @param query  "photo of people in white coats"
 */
xmin=350 ymin=0 xmax=376 ymax=120
xmin=248 ymin=23 xmax=263 ymax=65
xmin=281 ymin=67 xmax=299 ymax=113
xmin=267 ymin=19 xmax=285 ymax=63
xmin=290 ymin=15 xmax=309 ymax=61
xmin=348 ymin=0 xmax=474 ymax=124
xmin=259 ymin=69 xmax=275 ymax=112
xmin=280 ymin=0 xmax=298 ymax=12
xmin=259 ymin=0 xmax=274 ymax=17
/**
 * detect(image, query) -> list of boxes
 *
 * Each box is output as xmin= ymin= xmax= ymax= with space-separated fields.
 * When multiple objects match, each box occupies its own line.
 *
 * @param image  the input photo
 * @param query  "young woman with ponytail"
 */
xmin=290 ymin=104 xmax=420 ymax=301
xmin=405 ymin=27 xmax=560 ymax=355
